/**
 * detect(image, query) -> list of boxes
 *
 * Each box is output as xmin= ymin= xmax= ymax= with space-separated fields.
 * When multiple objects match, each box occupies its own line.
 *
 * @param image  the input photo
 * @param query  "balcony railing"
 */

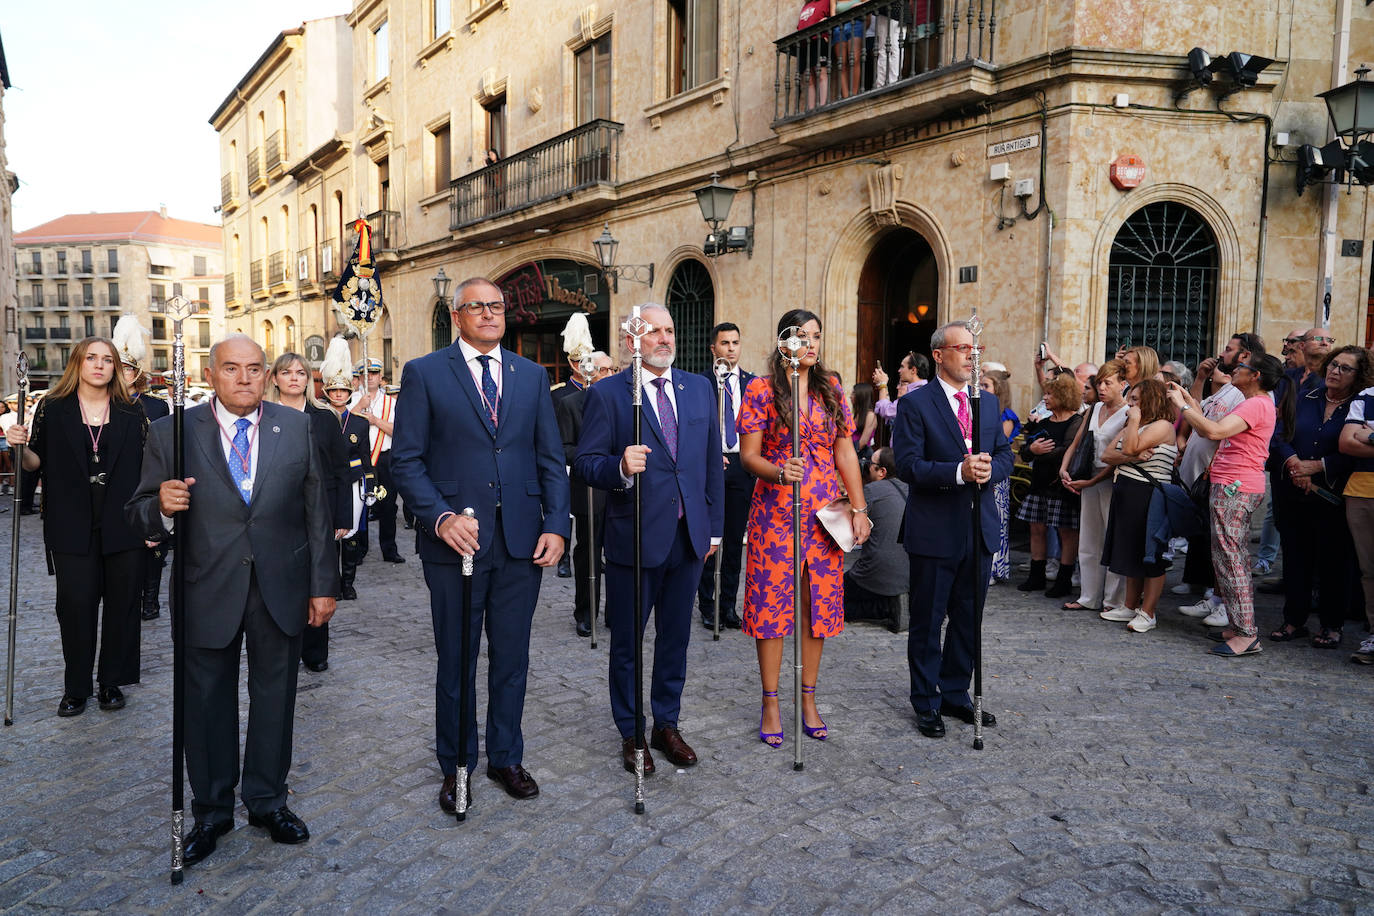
xmin=49 ymin=328 xmax=73 ymax=340
xmin=268 ymin=250 xmax=288 ymax=287
xmin=101 ymin=257 xmax=119 ymax=275
xmin=248 ymin=147 xmax=264 ymax=191
xmin=55 ymin=262 xmax=69 ymax=275
xmin=774 ymin=0 xmax=990 ymax=122
xmin=250 ymin=259 xmax=266 ymax=294
xmin=98 ymin=293 xmax=121 ymax=310
xmin=296 ymin=247 xmax=317 ymax=289
xmin=55 ymin=298 xmax=70 ymax=310
xmin=221 ymin=172 xmax=238 ymax=210
xmin=150 ymin=297 xmax=167 ymax=313
xmin=76 ymin=261 xmax=94 ymax=276
xmin=24 ymin=328 xmax=46 ymax=341
xmin=265 ymin=131 xmax=285 ymax=175
xmin=449 ymin=119 xmax=623 ymax=230
xmin=225 ymin=273 xmax=237 ymax=303
xmin=365 ymin=211 xmax=401 ymax=253
xmin=22 ymin=263 xmax=42 ymax=275
xmin=81 ymin=296 xmax=95 ymax=309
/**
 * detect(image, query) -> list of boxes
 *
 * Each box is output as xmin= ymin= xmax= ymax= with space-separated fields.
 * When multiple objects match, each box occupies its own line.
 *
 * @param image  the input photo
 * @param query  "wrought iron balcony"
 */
xmin=774 ymin=0 xmax=994 ymax=123
xmin=268 ymin=250 xmax=288 ymax=287
xmin=55 ymin=262 xmax=69 ymax=275
xmin=248 ymin=147 xmax=265 ymax=192
xmin=449 ymin=119 xmax=623 ymax=231
xmin=221 ymin=172 xmax=239 ymax=211
xmin=49 ymin=328 xmax=73 ymax=340
xmin=81 ymin=296 xmax=95 ymax=309
xmin=75 ymin=260 xmax=94 ymax=275
xmin=24 ymin=328 xmax=46 ymax=341
xmin=251 ymin=259 xmax=266 ymax=294
xmin=365 ymin=210 xmax=401 ymax=257
xmin=266 ymin=131 xmax=285 ymax=176
xmin=296 ymin=247 xmax=318 ymax=290
xmin=21 ymin=262 xmax=42 ymax=275
xmin=98 ymin=293 xmax=120 ymax=310
xmin=225 ymin=273 xmax=237 ymax=303
xmin=320 ymin=239 xmax=339 ymax=281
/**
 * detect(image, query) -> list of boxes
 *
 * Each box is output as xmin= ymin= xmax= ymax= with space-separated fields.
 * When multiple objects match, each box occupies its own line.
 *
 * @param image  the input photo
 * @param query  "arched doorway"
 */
xmin=664 ymin=259 xmax=714 ymax=375
xmin=855 ymin=227 xmax=938 ymax=382
xmin=432 ymin=300 xmax=451 ymax=351
xmin=493 ymin=259 xmax=609 ymax=383
xmin=1106 ymin=201 xmax=1217 ymax=367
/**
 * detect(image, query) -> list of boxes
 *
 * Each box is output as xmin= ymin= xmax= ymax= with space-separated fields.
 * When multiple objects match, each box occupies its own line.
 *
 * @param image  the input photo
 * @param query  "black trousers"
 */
xmin=188 ymin=570 xmax=301 ymax=823
xmin=1275 ymin=479 xmax=1358 ymax=630
xmin=20 ymin=464 xmax=38 ymax=512
xmin=51 ymin=545 xmax=143 ymax=698
xmin=373 ymin=451 xmax=399 ymax=556
xmin=696 ymin=452 xmax=750 ymax=617
xmin=142 ymin=541 xmax=168 ymax=610
xmin=570 ymin=473 xmax=605 ymax=625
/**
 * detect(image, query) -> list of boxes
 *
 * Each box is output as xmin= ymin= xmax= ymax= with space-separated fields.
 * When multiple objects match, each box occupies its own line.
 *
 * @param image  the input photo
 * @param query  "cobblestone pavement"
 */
xmin=0 ymin=516 xmax=1371 ymax=915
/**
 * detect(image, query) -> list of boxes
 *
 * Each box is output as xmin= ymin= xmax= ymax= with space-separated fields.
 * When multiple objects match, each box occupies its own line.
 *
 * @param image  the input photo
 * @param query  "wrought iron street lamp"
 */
xmin=592 ymin=224 xmax=654 ymax=293
xmin=692 ymin=172 xmax=753 ymax=257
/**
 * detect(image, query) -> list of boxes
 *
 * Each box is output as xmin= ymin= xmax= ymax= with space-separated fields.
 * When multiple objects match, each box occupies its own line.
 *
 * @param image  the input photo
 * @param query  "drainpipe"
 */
xmin=1318 ymin=0 xmax=1353 ymax=326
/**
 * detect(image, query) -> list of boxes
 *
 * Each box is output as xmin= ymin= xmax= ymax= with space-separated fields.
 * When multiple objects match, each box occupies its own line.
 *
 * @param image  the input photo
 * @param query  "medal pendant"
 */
xmin=240 ymin=478 xmax=253 ymax=494
xmin=92 ymin=453 xmax=100 ymax=465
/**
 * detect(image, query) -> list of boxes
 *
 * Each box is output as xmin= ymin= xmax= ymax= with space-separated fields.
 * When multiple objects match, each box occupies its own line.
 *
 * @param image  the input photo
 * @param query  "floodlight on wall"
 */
xmin=693 ymin=172 xmax=754 ymax=258
xmin=1297 ymin=67 xmax=1374 ymax=194
xmin=1177 ymin=47 xmax=1273 ymax=100
xmin=592 ymin=223 xmax=654 ymax=294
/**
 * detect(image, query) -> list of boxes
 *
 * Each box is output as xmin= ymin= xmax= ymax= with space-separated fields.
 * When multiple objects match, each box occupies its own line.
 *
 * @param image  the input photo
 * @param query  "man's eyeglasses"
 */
xmin=1305 ymin=336 xmax=1335 ymax=344
xmin=937 ymin=344 xmax=986 ymax=356
xmin=456 ymin=300 xmax=506 ymax=315
xmin=1282 ymin=337 xmax=1302 ymax=347
xmin=1328 ymin=363 xmax=1358 ymax=375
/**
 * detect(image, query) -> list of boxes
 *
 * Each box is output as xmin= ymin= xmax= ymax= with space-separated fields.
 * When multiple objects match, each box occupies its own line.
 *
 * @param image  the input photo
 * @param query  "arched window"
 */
xmin=432 ymin=300 xmax=452 ymax=351
xmin=1106 ymin=201 xmax=1218 ymax=368
xmin=663 ymin=259 xmax=714 ymax=375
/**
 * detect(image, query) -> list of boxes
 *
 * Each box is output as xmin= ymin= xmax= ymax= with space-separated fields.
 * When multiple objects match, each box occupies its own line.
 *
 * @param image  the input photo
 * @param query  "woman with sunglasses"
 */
xmin=1268 ymin=345 xmax=1370 ymax=648
xmin=1166 ymin=354 xmax=1284 ymax=657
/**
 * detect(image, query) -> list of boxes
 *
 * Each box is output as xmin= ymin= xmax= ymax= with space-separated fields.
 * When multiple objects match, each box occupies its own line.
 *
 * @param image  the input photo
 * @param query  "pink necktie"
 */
xmin=955 ymin=390 xmax=972 ymax=451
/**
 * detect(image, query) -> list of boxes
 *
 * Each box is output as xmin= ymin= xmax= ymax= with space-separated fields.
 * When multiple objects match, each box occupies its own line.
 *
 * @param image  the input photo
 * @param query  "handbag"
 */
xmin=816 ymin=498 xmax=856 ymax=552
xmin=1066 ymin=409 xmax=1097 ymax=482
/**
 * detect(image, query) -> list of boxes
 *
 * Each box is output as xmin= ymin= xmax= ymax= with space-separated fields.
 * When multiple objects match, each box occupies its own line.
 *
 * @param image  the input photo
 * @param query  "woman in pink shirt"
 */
xmin=1166 ymin=354 xmax=1285 ymax=657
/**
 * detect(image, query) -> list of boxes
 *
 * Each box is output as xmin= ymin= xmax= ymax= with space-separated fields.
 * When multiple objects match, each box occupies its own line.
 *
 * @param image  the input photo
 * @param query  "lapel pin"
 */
xmin=272 ymin=426 xmax=280 ymax=433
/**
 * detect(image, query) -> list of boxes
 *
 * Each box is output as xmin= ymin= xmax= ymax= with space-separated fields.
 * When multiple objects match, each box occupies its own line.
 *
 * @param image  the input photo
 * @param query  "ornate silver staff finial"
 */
xmin=777 ymin=326 xmax=807 ymax=367
xmin=712 ymin=357 xmax=731 ymax=382
xmin=622 ymin=312 xmax=653 ymax=344
xmin=966 ymin=309 xmax=984 ymax=393
xmin=16 ymin=352 xmax=28 ymax=393
xmin=578 ymin=353 xmax=598 ymax=386
xmin=164 ymin=297 xmax=199 ymax=410
xmin=461 ymin=508 xmax=476 ymax=576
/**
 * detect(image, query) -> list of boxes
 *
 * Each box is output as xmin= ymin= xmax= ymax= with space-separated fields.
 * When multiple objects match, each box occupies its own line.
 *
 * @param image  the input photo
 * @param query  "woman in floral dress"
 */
xmin=739 ymin=309 xmax=871 ymax=747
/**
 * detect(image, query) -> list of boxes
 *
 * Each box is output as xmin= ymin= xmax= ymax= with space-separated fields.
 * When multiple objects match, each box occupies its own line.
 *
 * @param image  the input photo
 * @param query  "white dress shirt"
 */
xmin=721 ymin=367 xmax=742 ymax=455
xmin=458 ymin=337 xmax=504 ymax=403
xmin=935 ymin=376 xmax=974 ymax=485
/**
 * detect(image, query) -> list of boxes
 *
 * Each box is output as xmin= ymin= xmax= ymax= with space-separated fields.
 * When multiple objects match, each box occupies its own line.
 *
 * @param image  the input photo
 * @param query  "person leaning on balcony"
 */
xmin=796 ymin=0 xmax=832 ymax=109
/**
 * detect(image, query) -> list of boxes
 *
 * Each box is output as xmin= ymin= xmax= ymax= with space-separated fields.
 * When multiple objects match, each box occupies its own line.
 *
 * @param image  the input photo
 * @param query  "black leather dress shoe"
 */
xmin=141 ymin=606 xmax=161 ymax=621
xmin=247 ymin=806 xmax=310 ymax=844
xmin=439 ymin=773 xmax=473 ymax=814
xmin=649 ymin=726 xmax=698 ymax=766
xmin=97 ymin=685 xmax=125 ymax=710
xmin=486 ymin=764 xmax=539 ymax=799
xmin=916 ymin=710 xmax=946 ymax=738
xmin=183 ymin=819 xmax=232 ymax=866
xmin=575 ymin=618 xmax=592 ymax=638
xmin=556 ymin=557 xmax=572 ymax=578
xmin=303 ymin=660 xmax=328 ymax=673
xmin=382 ymin=553 xmax=406 ymax=564
xmin=340 ymin=585 xmax=357 ymax=600
xmin=940 ymin=702 xmax=996 ymax=727
xmin=57 ymin=695 xmax=86 ymax=717
xmin=621 ymin=738 xmax=656 ymax=775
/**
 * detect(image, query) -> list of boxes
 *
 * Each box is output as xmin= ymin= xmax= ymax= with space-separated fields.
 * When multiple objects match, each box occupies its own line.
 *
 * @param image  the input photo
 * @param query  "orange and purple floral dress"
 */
xmin=739 ymin=376 xmax=854 ymax=639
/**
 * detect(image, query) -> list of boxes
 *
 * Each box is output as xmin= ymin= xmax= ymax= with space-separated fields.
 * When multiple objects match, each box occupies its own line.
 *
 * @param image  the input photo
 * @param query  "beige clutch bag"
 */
xmin=815 ymin=498 xmax=856 ymax=552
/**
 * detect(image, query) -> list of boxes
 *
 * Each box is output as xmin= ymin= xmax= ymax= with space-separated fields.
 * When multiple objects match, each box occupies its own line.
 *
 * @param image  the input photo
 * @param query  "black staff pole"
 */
xmin=967 ymin=310 xmax=986 ymax=752
xmin=4 ymin=352 xmax=29 ymax=727
xmin=166 ymin=296 xmax=195 ymax=882
xmin=778 ymin=328 xmax=807 ymax=772
xmin=624 ymin=307 xmax=650 ymax=814
xmin=577 ymin=353 xmax=600 ymax=650
xmin=456 ymin=506 xmax=476 ymax=821
xmin=711 ymin=357 xmax=730 ymax=641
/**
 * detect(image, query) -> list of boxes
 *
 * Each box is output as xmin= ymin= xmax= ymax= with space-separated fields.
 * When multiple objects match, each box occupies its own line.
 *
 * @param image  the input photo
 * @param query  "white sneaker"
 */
xmin=1127 ymin=612 xmax=1157 ymax=633
xmin=1046 ymin=560 xmax=1060 ymax=578
xmin=1170 ymin=583 xmax=1195 ymax=596
xmin=1202 ymin=607 xmax=1230 ymax=628
xmin=1100 ymin=606 xmax=1137 ymax=622
xmin=1169 ymin=537 xmax=1189 ymax=556
xmin=1178 ymin=599 xmax=1213 ymax=617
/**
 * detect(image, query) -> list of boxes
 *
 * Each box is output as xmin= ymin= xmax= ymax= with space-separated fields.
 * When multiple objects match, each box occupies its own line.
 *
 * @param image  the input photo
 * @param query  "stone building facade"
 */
xmin=14 ymin=211 xmax=224 ymax=389
xmin=220 ymin=1 xmax=1374 ymax=400
xmin=211 ymin=16 xmax=356 ymax=372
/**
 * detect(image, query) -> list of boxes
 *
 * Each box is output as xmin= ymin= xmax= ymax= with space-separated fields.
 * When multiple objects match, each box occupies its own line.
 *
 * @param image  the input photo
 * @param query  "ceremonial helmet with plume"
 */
xmin=112 ymin=315 xmax=150 ymax=375
xmin=320 ymin=336 xmax=355 ymax=392
xmin=560 ymin=312 xmax=594 ymax=363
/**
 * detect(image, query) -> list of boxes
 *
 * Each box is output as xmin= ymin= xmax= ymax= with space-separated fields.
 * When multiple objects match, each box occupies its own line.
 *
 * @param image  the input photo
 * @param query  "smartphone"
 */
xmin=1037 ymin=343 xmax=1047 ymax=361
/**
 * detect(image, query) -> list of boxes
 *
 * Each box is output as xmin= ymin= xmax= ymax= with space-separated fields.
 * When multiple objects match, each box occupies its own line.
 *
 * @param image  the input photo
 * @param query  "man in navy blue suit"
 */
xmin=695 ymin=322 xmax=752 ymax=630
xmin=575 ymin=304 xmax=724 ymax=774
xmin=892 ymin=320 xmax=1012 ymax=739
xmin=391 ymin=277 xmax=570 ymax=811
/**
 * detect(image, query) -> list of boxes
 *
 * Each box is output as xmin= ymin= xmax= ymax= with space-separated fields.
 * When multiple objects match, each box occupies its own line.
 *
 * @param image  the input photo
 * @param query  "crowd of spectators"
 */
xmin=846 ymin=327 xmax=1374 ymax=665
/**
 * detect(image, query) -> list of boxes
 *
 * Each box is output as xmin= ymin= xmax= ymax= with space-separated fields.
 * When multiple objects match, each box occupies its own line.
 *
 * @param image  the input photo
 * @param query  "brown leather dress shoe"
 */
xmin=621 ymin=738 xmax=656 ymax=775
xmin=649 ymin=726 xmax=698 ymax=766
xmin=486 ymin=764 xmax=539 ymax=799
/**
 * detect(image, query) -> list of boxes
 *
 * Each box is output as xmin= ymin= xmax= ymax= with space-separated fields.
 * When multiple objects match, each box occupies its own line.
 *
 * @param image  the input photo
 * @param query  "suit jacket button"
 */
xmin=241 ymin=558 xmax=250 ymax=566
xmin=495 ymin=447 xmax=502 ymax=454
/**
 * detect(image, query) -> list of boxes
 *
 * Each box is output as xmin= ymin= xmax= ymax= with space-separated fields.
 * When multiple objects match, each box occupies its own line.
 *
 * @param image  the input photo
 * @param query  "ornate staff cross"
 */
xmin=777 ymin=326 xmax=807 ymax=368
xmin=621 ymin=314 xmax=654 ymax=342
xmin=164 ymin=296 xmax=200 ymax=407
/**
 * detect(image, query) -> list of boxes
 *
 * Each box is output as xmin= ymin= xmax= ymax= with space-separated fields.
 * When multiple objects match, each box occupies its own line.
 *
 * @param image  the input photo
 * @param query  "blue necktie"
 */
xmin=723 ymin=375 xmax=738 ymax=449
xmin=229 ymin=417 xmax=252 ymax=503
xmin=477 ymin=354 xmax=499 ymax=435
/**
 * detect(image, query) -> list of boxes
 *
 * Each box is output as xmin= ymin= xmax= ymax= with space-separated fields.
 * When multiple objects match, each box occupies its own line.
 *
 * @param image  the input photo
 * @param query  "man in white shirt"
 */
xmin=355 ymin=358 xmax=404 ymax=563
